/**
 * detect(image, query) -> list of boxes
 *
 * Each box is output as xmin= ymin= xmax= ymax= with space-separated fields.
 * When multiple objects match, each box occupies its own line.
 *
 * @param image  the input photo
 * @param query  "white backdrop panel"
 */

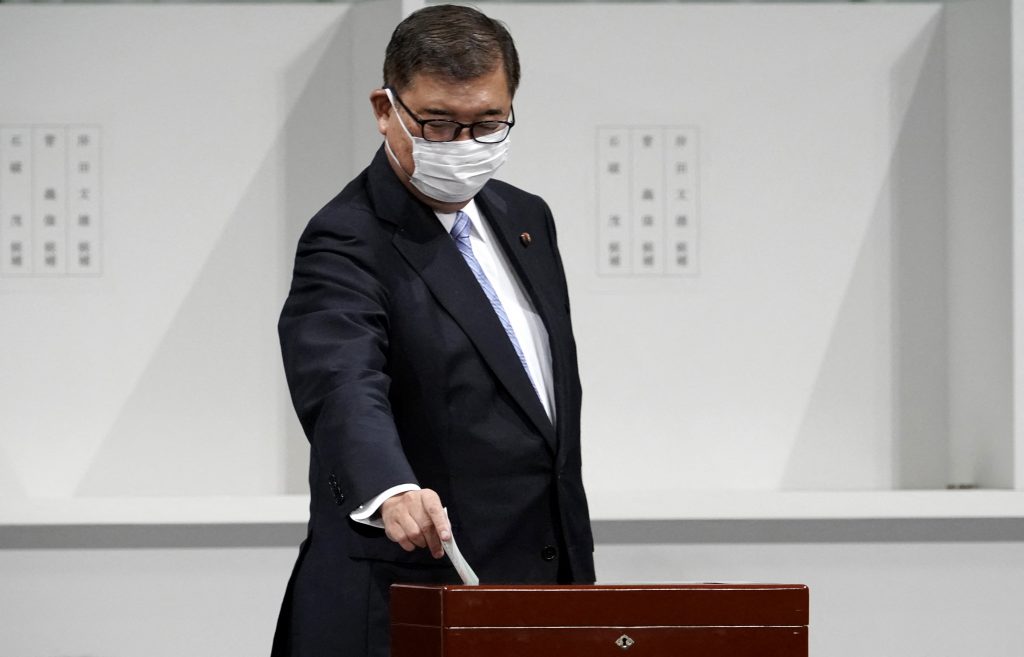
xmin=0 ymin=6 xmax=352 ymax=497
xmin=483 ymin=3 xmax=944 ymax=497
xmin=0 ymin=3 xmax=952 ymax=506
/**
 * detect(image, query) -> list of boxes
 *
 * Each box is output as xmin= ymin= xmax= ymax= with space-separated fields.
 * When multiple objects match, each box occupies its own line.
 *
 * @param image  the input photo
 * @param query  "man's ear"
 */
xmin=369 ymin=89 xmax=392 ymax=135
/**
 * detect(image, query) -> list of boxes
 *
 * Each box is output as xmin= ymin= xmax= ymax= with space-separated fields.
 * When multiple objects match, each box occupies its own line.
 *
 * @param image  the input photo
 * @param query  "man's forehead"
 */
xmin=398 ymin=69 xmax=513 ymax=103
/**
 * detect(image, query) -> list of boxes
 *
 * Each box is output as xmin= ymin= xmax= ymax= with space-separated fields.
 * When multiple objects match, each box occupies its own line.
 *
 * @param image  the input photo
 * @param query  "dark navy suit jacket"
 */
xmin=272 ymin=147 xmax=595 ymax=656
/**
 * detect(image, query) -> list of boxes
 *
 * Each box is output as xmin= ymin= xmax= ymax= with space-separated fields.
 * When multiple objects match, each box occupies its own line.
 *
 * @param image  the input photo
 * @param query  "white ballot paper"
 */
xmin=441 ymin=508 xmax=479 ymax=586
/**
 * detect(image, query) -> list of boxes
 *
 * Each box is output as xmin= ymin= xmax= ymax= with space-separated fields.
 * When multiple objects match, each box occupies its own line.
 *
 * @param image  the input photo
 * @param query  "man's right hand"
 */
xmin=380 ymin=489 xmax=451 ymax=559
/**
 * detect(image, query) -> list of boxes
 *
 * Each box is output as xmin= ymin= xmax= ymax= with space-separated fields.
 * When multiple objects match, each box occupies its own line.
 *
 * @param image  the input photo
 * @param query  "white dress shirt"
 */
xmin=350 ymin=198 xmax=555 ymax=526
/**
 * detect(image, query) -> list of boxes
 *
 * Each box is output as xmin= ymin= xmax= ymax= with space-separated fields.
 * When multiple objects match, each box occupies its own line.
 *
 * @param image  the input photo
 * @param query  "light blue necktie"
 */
xmin=450 ymin=211 xmax=533 ymax=378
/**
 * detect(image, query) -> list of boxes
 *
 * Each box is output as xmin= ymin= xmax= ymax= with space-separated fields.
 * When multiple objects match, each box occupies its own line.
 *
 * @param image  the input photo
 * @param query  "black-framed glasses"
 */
xmin=387 ymin=86 xmax=515 ymax=144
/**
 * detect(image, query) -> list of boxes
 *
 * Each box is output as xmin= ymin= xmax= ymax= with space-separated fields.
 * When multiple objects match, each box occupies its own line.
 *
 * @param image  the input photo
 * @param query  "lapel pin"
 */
xmin=519 ymin=232 xmax=532 ymax=247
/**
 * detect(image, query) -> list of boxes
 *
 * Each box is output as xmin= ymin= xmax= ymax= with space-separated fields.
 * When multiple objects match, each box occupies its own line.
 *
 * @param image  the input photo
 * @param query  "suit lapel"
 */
xmin=368 ymin=149 xmax=556 ymax=448
xmin=475 ymin=187 xmax=566 ymax=448
xmin=474 ymin=187 xmax=561 ymax=336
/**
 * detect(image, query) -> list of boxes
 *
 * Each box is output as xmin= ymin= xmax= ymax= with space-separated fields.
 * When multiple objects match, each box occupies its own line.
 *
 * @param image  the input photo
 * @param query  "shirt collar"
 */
xmin=435 ymin=199 xmax=486 ymax=242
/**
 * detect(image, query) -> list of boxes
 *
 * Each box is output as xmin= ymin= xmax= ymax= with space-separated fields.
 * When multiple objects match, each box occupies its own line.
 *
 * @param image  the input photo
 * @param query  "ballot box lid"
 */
xmin=390 ymin=583 xmax=809 ymax=629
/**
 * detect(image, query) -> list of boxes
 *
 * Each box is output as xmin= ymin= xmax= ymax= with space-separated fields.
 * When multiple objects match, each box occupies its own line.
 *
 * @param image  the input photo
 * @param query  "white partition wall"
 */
xmin=3 ymin=2 xmax=1024 ymax=656
xmin=0 ymin=4 xmax=388 ymax=499
xmin=3 ymin=0 xmax=1021 ymax=513
xmin=490 ymin=2 xmax=944 ymax=495
xmin=477 ymin=1 xmax=1020 ymax=500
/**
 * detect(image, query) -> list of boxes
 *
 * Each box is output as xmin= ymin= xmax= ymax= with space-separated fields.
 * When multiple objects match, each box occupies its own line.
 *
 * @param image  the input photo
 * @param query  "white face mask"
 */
xmin=384 ymin=88 xmax=510 ymax=203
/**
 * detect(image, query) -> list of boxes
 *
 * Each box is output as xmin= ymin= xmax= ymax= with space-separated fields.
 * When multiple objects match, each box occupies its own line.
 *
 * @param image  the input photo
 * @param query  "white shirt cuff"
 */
xmin=349 ymin=483 xmax=421 ymax=528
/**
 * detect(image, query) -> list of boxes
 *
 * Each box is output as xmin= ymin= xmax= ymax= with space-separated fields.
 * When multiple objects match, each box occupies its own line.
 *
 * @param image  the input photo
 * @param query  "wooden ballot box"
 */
xmin=391 ymin=583 xmax=809 ymax=657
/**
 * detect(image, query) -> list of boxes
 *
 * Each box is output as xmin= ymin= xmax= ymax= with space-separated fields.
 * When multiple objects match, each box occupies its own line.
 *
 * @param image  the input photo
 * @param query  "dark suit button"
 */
xmin=541 ymin=545 xmax=558 ymax=561
xmin=334 ymin=492 xmax=345 ymax=506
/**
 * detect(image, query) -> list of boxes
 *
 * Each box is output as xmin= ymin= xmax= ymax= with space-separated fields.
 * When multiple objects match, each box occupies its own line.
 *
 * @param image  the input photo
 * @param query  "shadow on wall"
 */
xmin=279 ymin=0 xmax=407 ymax=494
xmin=780 ymin=11 xmax=948 ymax=490
xmin=74 ymin=3 xmax=407 ymax=497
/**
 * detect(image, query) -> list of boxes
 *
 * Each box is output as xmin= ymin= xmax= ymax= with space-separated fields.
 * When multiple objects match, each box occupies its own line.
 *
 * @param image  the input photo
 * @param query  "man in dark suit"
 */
xmin=272 ymin=5 xmax=595 ymax=656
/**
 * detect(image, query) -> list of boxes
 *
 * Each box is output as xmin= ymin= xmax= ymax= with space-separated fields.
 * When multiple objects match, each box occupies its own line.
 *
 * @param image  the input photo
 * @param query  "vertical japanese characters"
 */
xmin=0 ymin=126 xmax=102 ymax=276
xmin=597 ymin=126 xmax=699 ymax=277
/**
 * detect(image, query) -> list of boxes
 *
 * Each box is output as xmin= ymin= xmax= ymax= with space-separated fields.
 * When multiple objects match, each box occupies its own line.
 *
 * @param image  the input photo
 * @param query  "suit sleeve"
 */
xmin=278 ymin=209 xmax=417 ymax=513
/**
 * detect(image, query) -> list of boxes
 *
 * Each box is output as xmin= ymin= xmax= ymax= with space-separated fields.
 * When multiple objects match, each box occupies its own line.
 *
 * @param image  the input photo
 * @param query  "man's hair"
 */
xmin=383 ymin=4 xmax=520 ymax=96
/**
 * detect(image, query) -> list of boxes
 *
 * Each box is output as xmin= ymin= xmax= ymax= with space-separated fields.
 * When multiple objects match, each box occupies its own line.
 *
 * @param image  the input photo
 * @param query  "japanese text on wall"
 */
xmin=597 ymin=126 xmax=699 ymax=277
xmin=1 ymin=126 xmax=102 ymax=277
